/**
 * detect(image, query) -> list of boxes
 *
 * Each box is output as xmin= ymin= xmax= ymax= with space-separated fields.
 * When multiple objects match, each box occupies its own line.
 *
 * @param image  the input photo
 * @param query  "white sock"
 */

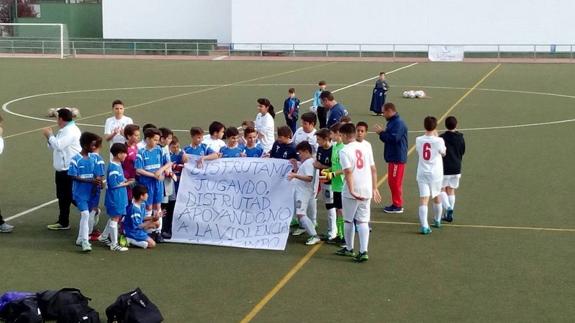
xmin=127 ymin=237 xmax=148 ymax=249
xmin=440 ymin=192 xmax=450 ymax=210
xmin=299 ymin=215 xmax=317 ymax=237
xmin=449 ymin=195 xmax=456 ymax=210
xmin=155 ymin=215 xmax=163 ymax=233
xmin=101 ymin=219 xmax=111 ymax=239
xmin=357 ymin=222 xmax=370 ymax=253
xmin=309 ymin=199 xmax=318 ymax=226
xmin=327 ymin=208 xmax=337 ymax=238
xmin=433 ymin=203 xmax=442 ymax=222
xmin=418 ymin=205 xmax=429 ymax=228
xmin=109 ymin=221 xmax=119 ymax=246
xmin=344 ymin=221 xmax=355 ymax=250
xmin=78 ymin=210 xmax=90 ymax=241
xmin=88 ymin=210 xmax=96 ymax=233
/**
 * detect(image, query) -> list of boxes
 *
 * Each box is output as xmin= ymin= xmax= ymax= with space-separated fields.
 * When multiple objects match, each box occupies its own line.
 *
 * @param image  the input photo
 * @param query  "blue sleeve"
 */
xmin=283 ymin=98 xmax=290 ymax=115
xmin=205 ymin=145 xmax=214 ymax=155
xmin=107 ymin=169 xmax=123 ymax=189
xmin=95 ymin=156 xmax=105 ymax=177
xmin=378 ymin=120 xmax=405 ymax=144
xmin=327 ymin=108 xmax=344 ymax=128
xmin=68 ymin=158 xmax=78 ymax=177
xmin=293 ymin=98 xmax=300 ymax=119
xmin=134 ymin=151 xmax=144 ymax=170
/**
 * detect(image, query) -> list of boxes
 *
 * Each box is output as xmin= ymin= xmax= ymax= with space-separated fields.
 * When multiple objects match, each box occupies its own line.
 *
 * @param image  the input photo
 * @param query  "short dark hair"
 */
xmin=288 ymin=88 xmax=295 ymax=94
xmin=94 ymin=136 xmax=103 ymax=149
xmin=159 ymin=127 xmax=173 ymax=139
xmin=329 ymin=123 xmax=341 ymax=133
xmin=132 ymin=184 xmax=148 ymax=200
xmin=383 ymin=102 xmax=396 ymax=112
xmin=296 ymin=141 xmax=312 ymax=154
xmin=144 ymin=128 xmax=161 ymax=139
xmin=241 ymin=120 xmax=255 ymax=128
xmin=124 ymin=124 xmax=139 ymax=138
xmin=319 ymin=91 xmax=334 ymax=101
xmin=379 ymin=71 xmax=386 ymax=76
xmin=79 ymin=132 xmax=100 ymax=149
xmin=445 ymin=116 xmax=458 ymax=130
xmin=301 ymin=112 xmax=317 ymax=125
xmin=277 ymin=126 xmax=293 ymax=138
xmin=142 ymin=123 xmax=157 ymax=132
xmin=57 ymin=108 xmax=73 ymax=122
xmin=315 ymin=128 xmax=331 ymax=140
xmin=225 ymin=127 xmax=239 ymax=138
xmin=243 ymin=126 xmax=256 ymax=136
xmin=190 ymin=127 xmax=203 ymax=137
xmin=208 ymin=121 xmax=225 ymax=136
xmin=112 ymin=99 xmax=123 ymax=107
xmin=170 ymin=136 xmax=180 ymax=145
xmin=339 ymin=123 xmax=356 ymax=136
xmin=424 ymin=116 xmax=438 ymax=131
xmin=110 ymin=143 xmax=128 ymax=156
xmin=318 ymin=80 xmax=326 ymax=86
xmin=356 ymin=121 xmax=368 ymax=130
xmin=340 ymin=116 xmax=352 ymax=124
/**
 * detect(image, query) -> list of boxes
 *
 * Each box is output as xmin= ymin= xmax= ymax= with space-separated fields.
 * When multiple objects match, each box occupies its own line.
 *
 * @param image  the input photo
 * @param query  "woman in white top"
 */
xmin=254 ymin=98 xmax=276 ymax=153
xmin=104 ymin=99 xmax=133 ymax=145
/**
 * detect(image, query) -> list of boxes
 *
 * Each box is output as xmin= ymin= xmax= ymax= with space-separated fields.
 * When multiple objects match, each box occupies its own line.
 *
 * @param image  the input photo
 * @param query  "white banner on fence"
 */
xmin=428 ymin=45 xmax=465 ymax=61
xmin=169 ymin=157 xmax=295 ymax=250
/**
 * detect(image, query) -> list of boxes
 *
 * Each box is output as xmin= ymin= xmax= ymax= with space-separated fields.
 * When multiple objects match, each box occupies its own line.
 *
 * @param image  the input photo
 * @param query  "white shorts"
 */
xmin=418 ymin=180 xmax=443 ymax=198
xmin=295 ymin=191 xmax=314 ymax=216
xmin=442 ymin=174 xmax=461 ymax=189
xmin=342 ymin=197 xmax=371 ymax=223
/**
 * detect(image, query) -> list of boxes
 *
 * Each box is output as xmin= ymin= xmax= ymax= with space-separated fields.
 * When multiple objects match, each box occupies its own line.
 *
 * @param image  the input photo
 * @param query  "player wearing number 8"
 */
xmin=415 ymin=116 xmax=446 ymax=234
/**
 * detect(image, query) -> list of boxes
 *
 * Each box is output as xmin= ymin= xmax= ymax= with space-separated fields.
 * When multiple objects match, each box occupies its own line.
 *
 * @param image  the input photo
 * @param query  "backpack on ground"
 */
xmin=0 ymin=295 xmax=42 ymax=323
xmin=105 ymin=288 xmax=163 ymax=323
xmin=37 ymin=288 xmax=100 ymax=323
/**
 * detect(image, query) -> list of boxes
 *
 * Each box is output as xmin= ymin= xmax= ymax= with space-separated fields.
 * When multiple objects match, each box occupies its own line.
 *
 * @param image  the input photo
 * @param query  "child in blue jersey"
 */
xmin=124 ymin=185 xmax=158 ymax=249
xmin=68 ymin=132 xmax=105 ymax=252
xmin=269 ymin=126 xmax=298 ymax=160
xmin=162 ymin=136 xmax=185 ymax=240
xmin=283 ymin=88 xmax=300 ymax=135
xmin=100 ymin=143 xmax=134 ymax=251
xmin=183 ymin=127 xmax=219 ymax=167
xmin=88 ymin=137 xmax=105 ymax=241
xmin=220 ymin=127 xmax=245 ymax=158
xmin=243 ymin=127 xmax=264 ymax=158
xmin=135 ymin=128 xmax=172 ymax=242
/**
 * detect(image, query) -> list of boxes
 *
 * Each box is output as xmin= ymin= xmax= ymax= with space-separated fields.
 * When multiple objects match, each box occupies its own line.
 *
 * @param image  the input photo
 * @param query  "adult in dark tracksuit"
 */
xmin=0 ymin=115 xmax=14 ymax=233
xmin=320 ymin=91 xmax=348 ymax=129
xmin=374 ymin=103 xmax=408 ymax=213
xmin=370 ymin=72 xmax=389 ymax=116
xmin=283 ymin=88 xmax=300 ymax=135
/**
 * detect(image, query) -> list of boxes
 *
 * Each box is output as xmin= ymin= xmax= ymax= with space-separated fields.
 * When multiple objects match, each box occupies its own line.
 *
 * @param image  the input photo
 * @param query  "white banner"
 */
xmin=169 ymin=157 xmax=295 ymax=250
xmin=428 ymin=45 xmax=465 ymax=61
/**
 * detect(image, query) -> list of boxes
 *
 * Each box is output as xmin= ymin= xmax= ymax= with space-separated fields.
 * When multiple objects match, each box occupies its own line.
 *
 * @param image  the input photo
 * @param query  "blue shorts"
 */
xmin=89 ymin=191 xmax=101 ymax=210
xmin=141 ymin=180 xmax=164 ymax=205
xmin=74 ymin=197 xmax=90 ymax=212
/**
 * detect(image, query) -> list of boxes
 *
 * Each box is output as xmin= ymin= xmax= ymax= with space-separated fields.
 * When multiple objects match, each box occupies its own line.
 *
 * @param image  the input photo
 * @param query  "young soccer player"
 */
xmin=137 ymin=123 xmax=157 ymax=150
xmin=283 ymin=88 xmax=300 ymax=135
xmin=88 ymin=137 xmax=106 ymax=241
xmin=243 ymin=126 xmax=264 ymax=158
xmin=415 ymin=116 xmax=447 ymax=234
xmin=293 ymin=112 xmax=318 ymax=154
xmin=104 ymin=100 xmax=133 ymax=156
xmin=440 ymin=116 xmax=465 ymax=222
xmin=220 ymin=127 xmax=245 ymax=158
xmin=239 ymin=120 xmax=255 ymax=146
xmin=203 ymin=121 xmax=226 ymax=153
xmin=122 ymin=124 xmax=140 ymax=201
xmin=123 ymin=185 xmax=158 ymax=249
xmin=69 ymin=132 xmax=105 ymax=252
xmin=159 ymin=127 xmax=175 ymax=208
xmin=162 ymin=136 xmax=185 ymax=239
xmin=336 ymin=123 xmax=381 ymax=262
xmin=101 ymin=143 xmax=134 ymax=251
xmin=328 ymin=123 xmax=346 ymax=243
xmin=369 ymin=72 xmax=389 ymax=116
xmin=135 ymin=128 xmax=172 ymax=242
xmin=313 ymin=128 xmax=337 ymax=242
xmin=183 ymin=127 xmax=220 ymax=167
xmin=269 ymin=126 xmax=298 ymax=160
xmin=287 ymin=141 xmax=321 ymax=246
xmin=312 ymin=80 xmax=328 ymax=128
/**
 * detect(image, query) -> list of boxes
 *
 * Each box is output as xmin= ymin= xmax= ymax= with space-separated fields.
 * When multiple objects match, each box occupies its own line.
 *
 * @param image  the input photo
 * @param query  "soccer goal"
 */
xmin=0 ymin=23 xmax=70 ymax=59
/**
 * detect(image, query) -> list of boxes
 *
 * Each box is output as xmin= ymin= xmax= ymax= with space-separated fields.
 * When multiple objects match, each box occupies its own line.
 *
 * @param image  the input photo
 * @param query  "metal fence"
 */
xmin=0 ymin=38 xmax=574 ymax=61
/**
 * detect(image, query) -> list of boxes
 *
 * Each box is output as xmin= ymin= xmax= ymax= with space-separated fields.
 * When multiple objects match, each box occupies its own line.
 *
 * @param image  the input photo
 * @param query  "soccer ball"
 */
xmin=415 ymin=90 xmax=426 ymax=98
xmin=70 ymin=107 xmax=80 ymax=118
xmin=402 ymin=91 xmax=410 ymax=98
xmin=47 ymin=108 xmax=57 ymax=117
xmin=408 ymin=90 xmax=416 ymax=99
xmin=309 ymin=106 xmax=318 ymax=113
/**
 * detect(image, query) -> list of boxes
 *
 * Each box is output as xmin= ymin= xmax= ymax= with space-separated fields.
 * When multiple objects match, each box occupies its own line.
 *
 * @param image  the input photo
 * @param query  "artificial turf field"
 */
xmin=0 ymin=58 xmax=574 ymax=322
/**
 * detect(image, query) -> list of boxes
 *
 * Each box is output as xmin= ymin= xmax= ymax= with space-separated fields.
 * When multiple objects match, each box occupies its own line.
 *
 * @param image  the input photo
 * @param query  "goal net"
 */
xmin=0 ymin=23 xmax=70 ymax=59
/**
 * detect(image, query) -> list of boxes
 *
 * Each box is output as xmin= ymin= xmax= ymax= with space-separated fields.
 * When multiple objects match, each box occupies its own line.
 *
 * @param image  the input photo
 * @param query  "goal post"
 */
xmin=0 ymin=23 xmax=70 ymax=59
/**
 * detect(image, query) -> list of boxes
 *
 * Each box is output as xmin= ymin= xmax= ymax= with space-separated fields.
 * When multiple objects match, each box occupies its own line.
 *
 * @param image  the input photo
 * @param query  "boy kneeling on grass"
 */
xmin=124 ymin=184 xmax=159 ymax=249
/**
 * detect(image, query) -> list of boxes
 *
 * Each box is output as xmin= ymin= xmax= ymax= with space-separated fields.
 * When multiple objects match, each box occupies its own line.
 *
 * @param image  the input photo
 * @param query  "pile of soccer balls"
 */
xmin=47 ymin=107 xmax=80 ymax=118
xmin=402 ymin=90 xmax=426 ymax=99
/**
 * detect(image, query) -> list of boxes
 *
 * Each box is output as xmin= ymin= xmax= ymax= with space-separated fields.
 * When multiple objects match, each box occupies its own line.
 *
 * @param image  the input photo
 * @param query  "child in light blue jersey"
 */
xmin=183 ymin=127 xmax=219 ymax=166
xmin=88 ymin=137 xmax=105 ymax=241
xmin=243 ymin=127 xmax=264 ymax=158
xmin=220 ymin=127 xmax=245 ymax=158
xmin=68 ymin=132 xmax=105 ymax=252
xmin=124 ymin=185 xmax=158 ymax=249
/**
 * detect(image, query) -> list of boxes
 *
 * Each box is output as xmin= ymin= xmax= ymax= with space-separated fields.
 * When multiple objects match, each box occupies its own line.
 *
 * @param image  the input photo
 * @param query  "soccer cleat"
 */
xmin=432 ymin=219 xmax=441 ymax=228
xmin=0 ymin=223 xmax=14 ymax=233
xmin=47 ymin=223 xmax=70 ymax=230
xmin=75 ymin=239 xmax=82 ymax=246
xmin=305 ymin=235 xmax=321 ymax=245
xmin=81 ymin=240 xmax=92 ymax=252
xmin=443 ymin=209 xmax=454 ymax=223
xmin=383 ymin=205 xmax=404 ymax=214
xmin=335 ymin=247 xmax=356 ymax=257
xmin=353 ymin=252 xmax=369 ymax=263
xmin=110 ymin=244 xmax=128 ymax=252
xmin=291 ymin=227 xmax=307 ymax=236
xmin=420 ymin=227 xmax=432 ymax=235
xmin=98 ymin=235 xmax=112 ymax=246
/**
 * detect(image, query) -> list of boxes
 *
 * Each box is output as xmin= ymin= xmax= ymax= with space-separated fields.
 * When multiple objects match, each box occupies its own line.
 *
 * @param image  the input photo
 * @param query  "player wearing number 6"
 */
xmin=415 ymin=116 xmax=446 ymax=235
xmin=336 ymin=123 xmax=381 ymax=263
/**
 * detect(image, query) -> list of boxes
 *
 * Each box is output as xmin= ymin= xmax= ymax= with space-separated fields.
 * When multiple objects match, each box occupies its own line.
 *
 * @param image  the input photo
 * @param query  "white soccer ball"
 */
xmin=309 ymin=105 xmax=318 ymax=113
xmin=402 ymin=91 xmax=410 ymax=98
xmin=70 ymin=107 xmax=79 ymax=118
xmin=408 ymin=90 xmax=416 ymax=99
xmin=415 ymin=90 xmax=426 ymax=98
xmin=47 ymin=108 xmax=56 ymax=117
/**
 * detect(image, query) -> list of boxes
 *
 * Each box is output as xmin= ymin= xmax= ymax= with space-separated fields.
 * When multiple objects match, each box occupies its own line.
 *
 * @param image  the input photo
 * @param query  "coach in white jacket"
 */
xmin=42 ymin=109 xmax=81 ymax=230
